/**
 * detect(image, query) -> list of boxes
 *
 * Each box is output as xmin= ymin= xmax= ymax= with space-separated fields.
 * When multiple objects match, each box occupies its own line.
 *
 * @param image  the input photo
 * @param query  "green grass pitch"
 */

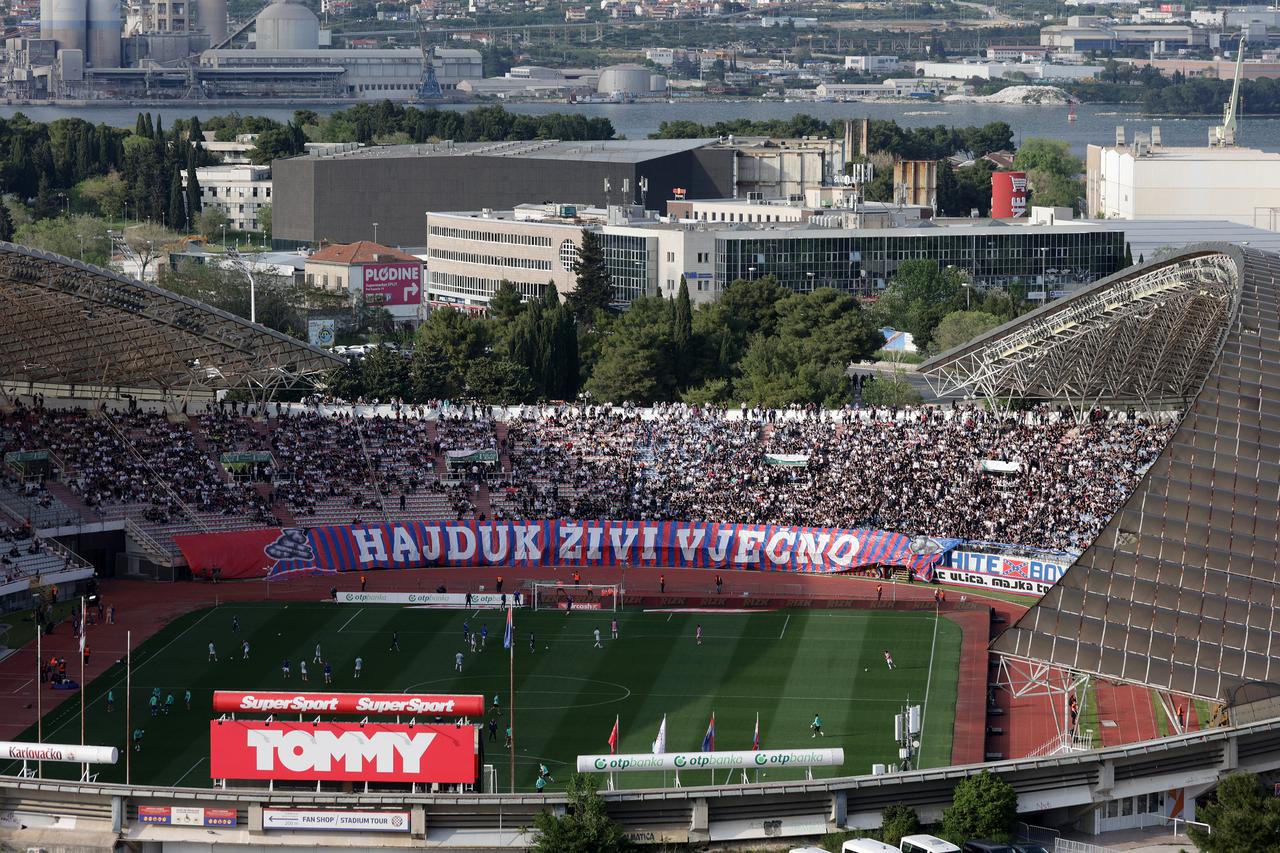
xmin=7 ymin=603 xmax=961 ymax=792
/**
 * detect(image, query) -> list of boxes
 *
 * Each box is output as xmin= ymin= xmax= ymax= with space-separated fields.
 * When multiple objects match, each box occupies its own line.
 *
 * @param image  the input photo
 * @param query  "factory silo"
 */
xmin=198 ymin=0 xmax=227 ymax=43
xmin=255 ymin=0 xmax=319 ymax=50
xmin=50 ymin=0 xmax=87 ymax=53
xmin=86 ymin=0 xmax=121 ymax=67
xmin=39 ymin=0 xmax=52 ymax=39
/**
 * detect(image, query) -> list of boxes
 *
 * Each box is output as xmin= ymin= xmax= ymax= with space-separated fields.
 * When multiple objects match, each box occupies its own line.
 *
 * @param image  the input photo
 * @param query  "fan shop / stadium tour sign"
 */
xmin=175 ymin=520 xmax=955 ymax=580
xmin=212 ymin=691 xmax=485 ymax=716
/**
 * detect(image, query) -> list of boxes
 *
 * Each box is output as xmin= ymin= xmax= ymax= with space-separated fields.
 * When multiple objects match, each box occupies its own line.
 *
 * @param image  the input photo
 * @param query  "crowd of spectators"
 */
xmin=0 ymin=401 xmax=1176 ymax=553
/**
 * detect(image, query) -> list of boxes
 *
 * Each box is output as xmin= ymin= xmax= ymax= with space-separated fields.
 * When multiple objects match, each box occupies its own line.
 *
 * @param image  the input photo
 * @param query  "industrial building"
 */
xmin=1039 ymin=18 xmax=1213 ymax=52
xmin=7 ymin=0 xmax=479 ymax=100
xmin=271 ymin=139 xmax=735 ymax=249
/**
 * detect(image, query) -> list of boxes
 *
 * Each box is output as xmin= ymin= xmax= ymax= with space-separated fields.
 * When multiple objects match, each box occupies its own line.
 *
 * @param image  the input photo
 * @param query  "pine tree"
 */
xmin=185 ymin=147 xmax=202 ymax=219
xmin=168 ymin=167 xmax=187 ymax=231
xmin=569 ymin=229 xmax=612 ymax=326
xmin=543 ymin=281 xmax=560 ymax=307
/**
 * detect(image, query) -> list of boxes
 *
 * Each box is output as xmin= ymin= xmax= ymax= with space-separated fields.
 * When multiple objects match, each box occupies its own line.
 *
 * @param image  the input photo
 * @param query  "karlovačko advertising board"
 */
xmin=209 ymin=721 xmax=477 ymax=784
xmin=211 ymin=691 xmax=485 ymax=717
xmin=577 ymin=748 xmax=844 ymax=773
xmin=361 ymin=262 xmax=421 ymax=307
xmin=262 ymin=809 xmax=410 ymax=833
xmin=0 ymin=741 xmax=118 ymax=764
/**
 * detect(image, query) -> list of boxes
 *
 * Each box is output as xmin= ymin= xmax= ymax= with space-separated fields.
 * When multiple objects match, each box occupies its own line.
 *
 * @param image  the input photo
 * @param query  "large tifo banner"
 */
xmin=175 ymin=520 xmax=953 ymax=581
xmin=934 ymin=549 xmax=1076 ymax=597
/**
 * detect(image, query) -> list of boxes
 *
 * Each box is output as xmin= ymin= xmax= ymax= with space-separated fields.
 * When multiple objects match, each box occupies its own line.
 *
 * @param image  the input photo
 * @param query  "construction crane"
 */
xmin=412 ymin=13 xmax=444 ymax=102
xmin=1211 ymin=35 xmax=1247 ymax=146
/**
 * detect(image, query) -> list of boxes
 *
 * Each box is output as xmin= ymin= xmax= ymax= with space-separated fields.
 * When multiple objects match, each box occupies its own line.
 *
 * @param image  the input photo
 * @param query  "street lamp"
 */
xmin=221 ymin=224 xmax=228 ymax=250
xmin=748 ymin=265 xmax=756 ymax=281
xmin=227 ymin=248 xmax=257 ymax=324
xmin=56 ymin=192 xmax=69 ymax=216
xmin=806 ymin=271 xmax=815 ymax=291
xmin=372 ymin=222 xmax=379 ymax=244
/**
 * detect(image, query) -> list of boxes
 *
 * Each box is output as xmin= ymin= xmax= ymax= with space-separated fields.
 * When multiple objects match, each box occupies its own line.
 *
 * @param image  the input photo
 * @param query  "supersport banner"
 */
xmin=212 ymin=691 xmax=485 ymax=717
xmin=174 ymin=520 xmax=955 ymax=581
xmin=209 ymin=721 xmax=478 ymax=784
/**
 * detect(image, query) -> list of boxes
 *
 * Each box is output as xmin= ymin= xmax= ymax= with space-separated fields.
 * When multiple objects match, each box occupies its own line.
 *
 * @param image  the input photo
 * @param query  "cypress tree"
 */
xmin=135 ymin=113 xmax=148 ymax=138
xmin=168 ymin=166 xmax=187 ymax=230
xmin=568 ymin=229 xmax=612 ymax=326
xmin=143 ymin=113 xmax=154 ymax=139
xmin=189 ymin=115 xmax=203 ymax=145
xmin=185 ymin=147 xmax=202 ymax=219
xmin=0 ymin=196 xmax=14 ymax=242
xmin=673 ymin=275 xmax=692 ymax=353
xmin=1124 ymin=243 xmax=1134 ymax=267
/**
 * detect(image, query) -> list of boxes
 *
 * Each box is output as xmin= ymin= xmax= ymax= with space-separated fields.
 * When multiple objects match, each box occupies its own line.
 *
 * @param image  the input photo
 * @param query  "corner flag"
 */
xmin=651 ymin=715 xmax=667 ymax=755
xmin=503 ymin=606 xmax=513 ymax=649
xmin=752 ymin=712 xmax=760 ymax=751
xmin=608 ymin=715 xmax=619 ymax=754
xmin=701 ymin=712 xmax=715 ymax=752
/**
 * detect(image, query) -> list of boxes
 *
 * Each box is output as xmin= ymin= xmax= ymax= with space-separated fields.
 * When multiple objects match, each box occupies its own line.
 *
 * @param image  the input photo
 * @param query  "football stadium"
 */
xmin=0 ymin=241 xmax=1279 ymax=850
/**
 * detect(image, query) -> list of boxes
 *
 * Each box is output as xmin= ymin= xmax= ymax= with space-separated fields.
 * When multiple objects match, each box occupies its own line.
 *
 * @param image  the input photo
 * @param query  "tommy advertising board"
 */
xmin=175 ymin=520 xmax=957 ymax=581
xmin=262 ymin=809 xmax=410 ymax=833
xmin=935 ymin=550 xmax=1076 ymax=597
xmin=208 ymin=721 xmax=477 ymax=784
xmin=361 ymin=262 xmax=421 ymax=307
xmin=211 ymin=691 xmax=485 ymax=717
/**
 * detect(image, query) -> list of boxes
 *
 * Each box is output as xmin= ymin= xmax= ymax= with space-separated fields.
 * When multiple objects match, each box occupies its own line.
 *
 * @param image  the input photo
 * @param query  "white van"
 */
xmin=899 ymin=836 xmax=962 ymax=853
xmin=788 ymin=847 xmax=833 ymax=853
xmin=842 ymin=840 xmax=899 ymax=852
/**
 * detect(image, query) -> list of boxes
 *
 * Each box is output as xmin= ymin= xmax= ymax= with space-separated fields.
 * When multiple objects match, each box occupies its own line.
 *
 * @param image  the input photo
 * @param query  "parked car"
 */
xmin=1013 ymin=845 xmax=1050 ymax=853
xmin=900 ymin=836 xmax=961 ymax=853
xmin=962 ymin=842 xmax=1017 ymax=853
xmin=842 ymin=840 xmax=899 ymax=852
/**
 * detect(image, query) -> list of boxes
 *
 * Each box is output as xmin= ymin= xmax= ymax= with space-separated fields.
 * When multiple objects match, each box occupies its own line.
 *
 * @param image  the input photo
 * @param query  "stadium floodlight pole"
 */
xmin=36 ymin=620 xmax=42 ymax=779
xmin=126 ymin=630 xmax=132 ymax=785
xmin=509 ymin=615 xmax=515 ymax=794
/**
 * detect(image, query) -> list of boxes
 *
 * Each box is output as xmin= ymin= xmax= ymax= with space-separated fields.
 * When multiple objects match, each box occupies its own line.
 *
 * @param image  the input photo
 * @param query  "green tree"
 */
xmin=569 ymin=229 xmax=612 ymax=325
xmin=532 ymin=773 xmax=633 ymax=853
xmin=76 ymin=171 xmax=127 ymax=219
xmin=185 ymin=148 xmax=202 ymax=221
xmin=1124 ymin=242 xmax=1134 ymax=267
xmin=0 ymin=195 xmax=14 ymax=241
xmin=672 ymin=275 xmax=692 ymax=355
xmin=466 ymin=356 xmax=534 ymax=403
xmin=1013 ymin=137 xmax=1080 ymax=178
xmin=1188 ymin=772 xmax=1280 ymax=853
xmin=489 ymin=280 xmax=525 ymax=326
xmin=196 ymin=207 xmax=230 ymax=240
xmin=14 ymin=214 xmax=112 ymax=265
xmin=873 ymin=260 xmax=967 ymax=351
xmin=257 ymin=203 xmax=272 ymax=236
xmin=860 ymin=370 xmax=923 ymax=407
xmin=879 ymin=804 xmax=921 ymax=847
xmin=928 ymin=310 xmax=1002 ymax=355
xmin=940 ymin=770 xmax=1018 ymax=844
xmin=167 ymin=167 xmax=187 ymax=231
xmin=408 ymin=339 xmax=462 ymax=401
xmin=416 ymin=306 xmax=491 ymax=368
xmin=361 ymin=345 xmax=409 ymax=400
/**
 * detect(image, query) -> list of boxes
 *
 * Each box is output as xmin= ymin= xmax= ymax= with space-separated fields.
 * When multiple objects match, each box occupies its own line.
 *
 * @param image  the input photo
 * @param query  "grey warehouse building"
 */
xmin=271 ymin=139 xmax=733 ymax=249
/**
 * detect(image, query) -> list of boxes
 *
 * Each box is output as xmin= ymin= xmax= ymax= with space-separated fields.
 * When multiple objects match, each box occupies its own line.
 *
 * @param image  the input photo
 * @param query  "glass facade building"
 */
xmin=600 ymin=232 xmax=657 ymax=305
xmin=715 ymin=227 xmax=1126 ymax=298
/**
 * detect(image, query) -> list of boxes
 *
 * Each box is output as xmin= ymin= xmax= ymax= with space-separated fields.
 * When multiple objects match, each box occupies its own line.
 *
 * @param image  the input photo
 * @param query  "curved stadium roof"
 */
xmin=0 ymin=242 xmax=341 ymax=395
xmin=922 ymin=244 xmax=1280 ymax=702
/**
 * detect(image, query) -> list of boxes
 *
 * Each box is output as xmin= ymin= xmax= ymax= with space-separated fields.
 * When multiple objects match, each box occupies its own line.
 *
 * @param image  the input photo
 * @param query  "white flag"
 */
xmin=79 ymin=630 xmax=85 ymax=656
xmin=651 ymin=715 xmax=667 ymax=755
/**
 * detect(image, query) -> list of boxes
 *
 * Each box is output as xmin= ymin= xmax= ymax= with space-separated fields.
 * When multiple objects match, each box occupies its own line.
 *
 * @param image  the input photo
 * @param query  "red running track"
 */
xmin=0 ymin=567 xmax=996 ymax=764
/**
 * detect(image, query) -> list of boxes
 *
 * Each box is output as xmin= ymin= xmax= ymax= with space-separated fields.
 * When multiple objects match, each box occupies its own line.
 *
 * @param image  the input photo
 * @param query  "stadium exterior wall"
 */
xmin=3 ymin=717 xmax=1280 ymax=849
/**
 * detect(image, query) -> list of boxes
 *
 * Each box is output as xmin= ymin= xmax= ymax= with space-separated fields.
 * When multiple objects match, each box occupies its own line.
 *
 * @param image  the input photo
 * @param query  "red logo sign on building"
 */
xmin=209 ymin=721 xmax=477 ymax=784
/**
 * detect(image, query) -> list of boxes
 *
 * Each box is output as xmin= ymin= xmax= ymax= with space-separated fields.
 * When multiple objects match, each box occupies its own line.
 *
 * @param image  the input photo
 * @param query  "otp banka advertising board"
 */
xmin=936 ymin=550 xmax=1075 ymax=597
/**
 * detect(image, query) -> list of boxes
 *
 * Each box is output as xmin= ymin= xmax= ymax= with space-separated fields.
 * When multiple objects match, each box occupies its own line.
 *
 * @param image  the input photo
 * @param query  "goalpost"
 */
xmin=529 ymin=582 xmax=621 ymax=612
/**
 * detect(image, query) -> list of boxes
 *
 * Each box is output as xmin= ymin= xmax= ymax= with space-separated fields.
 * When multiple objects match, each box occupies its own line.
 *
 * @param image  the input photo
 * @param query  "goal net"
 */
xmin=530 ymin=582 xmax=621 ymax=612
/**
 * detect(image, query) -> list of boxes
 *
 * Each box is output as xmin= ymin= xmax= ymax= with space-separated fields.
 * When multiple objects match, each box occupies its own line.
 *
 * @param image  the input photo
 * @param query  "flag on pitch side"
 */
xmin=752 ymin=712 xmax=760 ymax=751
xmin=651 ymin=715 xmax=667 ymax=755
xmin=608 ymin=715 xmax=619 ymax=754
xmin=701 ymin=712 xmax=715 ymax=752
xmin=503 ymin=606 xmax=513 ymax=649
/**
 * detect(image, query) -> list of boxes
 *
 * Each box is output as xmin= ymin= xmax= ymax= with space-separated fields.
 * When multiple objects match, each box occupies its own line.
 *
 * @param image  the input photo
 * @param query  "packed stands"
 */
xmin=0 ymin=399 xmax=1176 ymax=556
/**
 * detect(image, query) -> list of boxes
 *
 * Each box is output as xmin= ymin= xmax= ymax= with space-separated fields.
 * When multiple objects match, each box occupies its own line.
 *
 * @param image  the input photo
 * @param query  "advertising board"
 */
xmin=262 ymin=809 xmax=410 ymax=833
xmin=138 ymin=806 xmax=238 ymax=826
xmin=211 ymin=691 xmax=485 ymax=717
xmin=0 ymin=742 xmax=118 ymax=764
xmin=361 ymin=262 xmax=421 ymax=307
xmin=576 ymin=748 xmax=844 ymax=773
xmin=337 ymin=591 xmax=523 ymax=608
xmin=209 ymin=721 xmax=477 ymax=784
xmin=991 ymin=171 xmax=1028 ymax=218
xmin=936 ymin=550 xmax=1074 ymax=597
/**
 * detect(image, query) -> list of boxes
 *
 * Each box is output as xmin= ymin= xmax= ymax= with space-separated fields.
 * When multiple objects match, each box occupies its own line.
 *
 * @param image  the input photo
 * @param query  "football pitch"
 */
xmin=7 ymin=603 xmax=962 ymax=792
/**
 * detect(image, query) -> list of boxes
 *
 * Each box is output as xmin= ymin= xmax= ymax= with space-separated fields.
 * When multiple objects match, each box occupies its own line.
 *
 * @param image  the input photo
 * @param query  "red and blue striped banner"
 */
xmin=175 ymin=520 xmax=954 ymax=581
